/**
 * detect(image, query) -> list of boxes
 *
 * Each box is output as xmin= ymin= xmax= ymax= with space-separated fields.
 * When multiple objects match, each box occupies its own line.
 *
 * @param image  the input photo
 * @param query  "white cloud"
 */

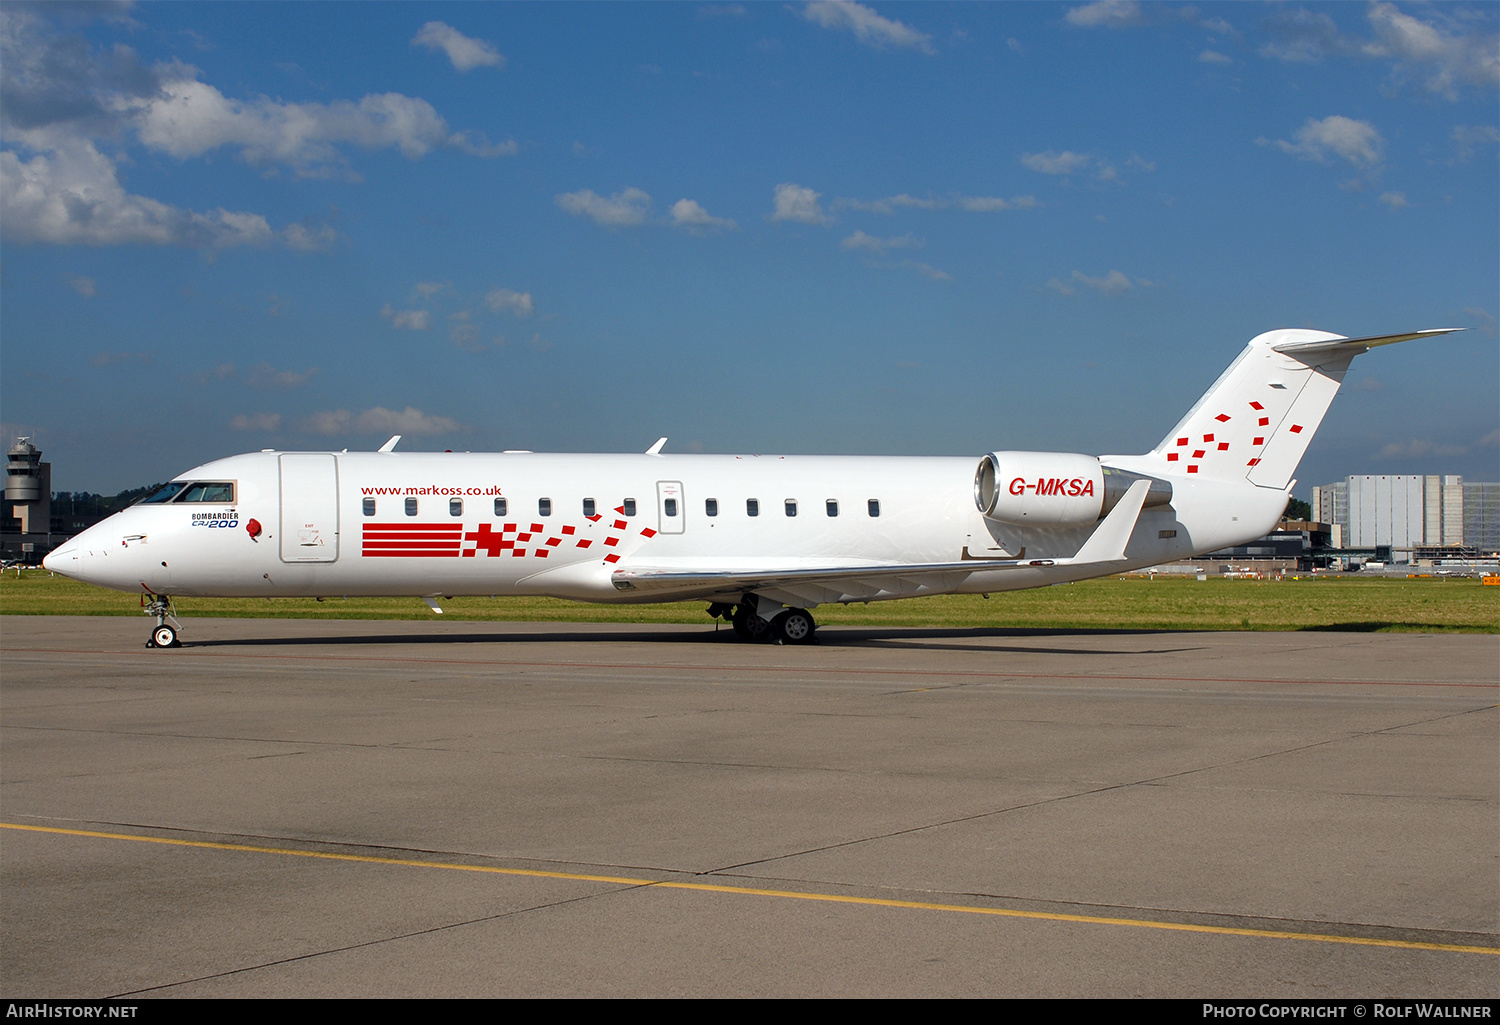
xmin=901 ymin=260 xmax=950 ymax=281
xmin=1197 ymin=50 xmax=1233 ymax=65
xmin=801 ymin=2 xmax=935 ymax=54
xmin=187 ymin=363 xmax=238 ymax=386
xmin=0 ymin=141 xmax=273 ymax=248
xmin=1020 ymin=150 xmax=1092 ymax=176
xmin=1452 ymin=125 xmax=1500 ymax=162
xmin=246 ymin=362 xmax=318 ymax=389
xmin=1260 ymin=9 xmax=1345 ymax=64
xmin=840 ymin=230 xmax=920 ymax=254
xmin=670 ymin=198 xmax=737 ymax=231
xmin=1072 ymin=269 xmax=1134 ymax=294
xmin=282 ymin=222 xmax=337 ymax=251
xmin=449 ymin=319 xmax=484 ymax=352
xmin=771 ymin=182 xmax=831 ymax=224
xmin=305 ymin=406 xmax=463 ymax=437
xmin=1270 ymin=116 xmax=1385 ymax=168
xmin=839 ymin=193 xmax=939 ymax=213
xmin=1378 ymin=191 xmax=1408 ymax=209
xmin=1376 ymin=438 xmax=1469 ymax=459
xmin=411 ymin=22 xmax=505 ymax=72
xmin=1258 ymin=3 xmax=1496 ymax=100
xmin=835 ymin=192 xmax=1038 ymax=214
xmin=1045 ymin=278 xmax=1076 ymax=296
xmin=380 ymin=304 xmax=431 ymax=330
xmin=1065 ymin=1 xmax=1145 ymax=29
xmin=556 ymin=187 xmax=651 ymax=227
xmin=130 ymin=76 xmax=514 ymax=173
xmin=230 ymin=412 xmax=282 ymax=432
xmin=484 ymin=288 xmax=535 ymax=317
xmin=1364 ymin=2 xmax=1499 ymax=98
xmin=414 ymin=281 xmax=450 ymax=298
xmin=67 ymin=275 xmax=95 ymax=297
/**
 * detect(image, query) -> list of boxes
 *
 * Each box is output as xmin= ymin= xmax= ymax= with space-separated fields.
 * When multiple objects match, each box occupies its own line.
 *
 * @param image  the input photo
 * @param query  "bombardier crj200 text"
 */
xmin=45 ymin=328 xmax=1457 ymax=647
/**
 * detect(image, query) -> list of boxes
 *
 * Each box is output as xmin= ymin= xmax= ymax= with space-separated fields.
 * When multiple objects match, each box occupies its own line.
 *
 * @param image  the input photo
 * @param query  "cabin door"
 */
xmin=656 ymin=480 xmax=685 ymax=534
xmin=279 ymin=453 xmax=340 ymax=562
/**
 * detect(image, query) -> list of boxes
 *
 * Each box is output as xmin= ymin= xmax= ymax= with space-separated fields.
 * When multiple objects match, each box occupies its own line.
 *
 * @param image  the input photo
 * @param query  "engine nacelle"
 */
xmin=974 ymin=452 xmax=1104 ymax=526
xmin=974 ymin=453 xmax=1174 ymax=526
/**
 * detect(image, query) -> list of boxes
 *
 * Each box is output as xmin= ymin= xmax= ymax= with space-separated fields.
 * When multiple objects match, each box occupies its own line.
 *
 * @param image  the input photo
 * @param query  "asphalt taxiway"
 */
xmin=2 ymin=616 xmax=1496 ymax=997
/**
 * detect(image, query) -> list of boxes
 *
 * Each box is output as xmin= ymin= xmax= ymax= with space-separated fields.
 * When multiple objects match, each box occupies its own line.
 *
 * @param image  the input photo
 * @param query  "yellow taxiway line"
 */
xmin=5 ymin=822 xmax=1495 ymax=957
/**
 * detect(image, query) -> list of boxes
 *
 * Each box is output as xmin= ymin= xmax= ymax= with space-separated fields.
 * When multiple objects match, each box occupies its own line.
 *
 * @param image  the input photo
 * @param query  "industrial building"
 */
xmin=1313 ymin=475 xmax=1500 ymax=564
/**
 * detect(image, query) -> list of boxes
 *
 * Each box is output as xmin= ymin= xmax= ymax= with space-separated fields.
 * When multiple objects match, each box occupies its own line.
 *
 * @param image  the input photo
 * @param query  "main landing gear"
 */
xmin=710 ymin=597 xmax=817 ymax=645
xmin=142 ymin=590 xmax=183 ymax=648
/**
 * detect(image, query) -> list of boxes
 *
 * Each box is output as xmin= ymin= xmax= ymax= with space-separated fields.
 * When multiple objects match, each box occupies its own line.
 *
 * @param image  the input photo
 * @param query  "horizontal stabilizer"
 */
xmin=1271 ymin=327 xmax=1462 ymax=356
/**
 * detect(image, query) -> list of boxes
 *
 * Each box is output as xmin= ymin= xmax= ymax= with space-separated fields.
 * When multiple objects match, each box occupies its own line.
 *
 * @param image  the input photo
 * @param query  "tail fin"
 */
xmin=1145 ymin=328 xmax=1460 ymax=490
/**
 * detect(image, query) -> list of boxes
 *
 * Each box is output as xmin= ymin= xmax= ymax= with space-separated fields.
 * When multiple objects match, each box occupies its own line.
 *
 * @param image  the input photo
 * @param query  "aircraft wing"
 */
xmin=609 ymin=480 xmax=1153 ymax=606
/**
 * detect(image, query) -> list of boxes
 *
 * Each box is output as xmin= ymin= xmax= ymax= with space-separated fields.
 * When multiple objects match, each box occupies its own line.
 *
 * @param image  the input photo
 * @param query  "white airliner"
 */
xmin=44 ymin=328 xmax=1456 ymax=647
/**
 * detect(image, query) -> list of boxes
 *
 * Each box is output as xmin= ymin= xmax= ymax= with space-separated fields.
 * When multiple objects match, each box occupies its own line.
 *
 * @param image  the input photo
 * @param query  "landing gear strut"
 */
xmin=142 ymin=590 xmax=182 ymax=648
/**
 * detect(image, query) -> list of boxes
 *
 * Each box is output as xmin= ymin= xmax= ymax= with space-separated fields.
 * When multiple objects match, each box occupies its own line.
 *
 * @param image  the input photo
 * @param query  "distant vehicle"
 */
xmin=43 ymin=328 xmax=1458 ymax=647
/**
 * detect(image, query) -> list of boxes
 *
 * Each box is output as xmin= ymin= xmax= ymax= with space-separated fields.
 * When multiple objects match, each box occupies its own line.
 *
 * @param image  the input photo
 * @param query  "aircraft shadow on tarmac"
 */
xmin=180 ymin=624 xmax=1210 ymax=658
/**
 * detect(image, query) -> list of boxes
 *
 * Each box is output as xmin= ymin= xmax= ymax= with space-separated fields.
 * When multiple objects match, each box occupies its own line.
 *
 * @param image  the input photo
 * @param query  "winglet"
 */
xmin=1071 ymin=479 xmax=1151 ymax=564
xmin=378 ymin=436 xmax=401 ymax=453
xmin=645 ymin=437 xmax=668 ymax=455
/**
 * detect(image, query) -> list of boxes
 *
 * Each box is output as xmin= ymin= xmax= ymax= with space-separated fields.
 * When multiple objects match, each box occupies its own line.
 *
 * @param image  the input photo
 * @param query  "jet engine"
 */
xmin=974 ymin=452 xmax=1171 ymax=526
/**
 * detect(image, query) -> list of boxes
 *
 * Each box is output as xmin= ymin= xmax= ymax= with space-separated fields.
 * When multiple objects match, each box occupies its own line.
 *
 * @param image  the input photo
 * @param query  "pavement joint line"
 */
xmin=6 ymin=822 xmax=1496 ymax=957
xmin=4 ymin=645 xmax=1497 ymax=688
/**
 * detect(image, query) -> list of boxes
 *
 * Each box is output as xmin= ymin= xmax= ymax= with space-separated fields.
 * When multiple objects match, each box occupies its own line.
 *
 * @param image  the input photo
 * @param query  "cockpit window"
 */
xmin=139 ymin=482 xmax=188 ymax=504
xmin=175 ymin=482 xmax=236 ymax=503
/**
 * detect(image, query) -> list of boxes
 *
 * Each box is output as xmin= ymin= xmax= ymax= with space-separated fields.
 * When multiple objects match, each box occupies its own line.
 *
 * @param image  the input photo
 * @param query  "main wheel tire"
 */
xmin=772 ymin=608 xmax=815 ymax=645
xmin=731 ymin=606 xmax=770 ymax=642
xmin=151 ymin=625 xmax=177 ymax=648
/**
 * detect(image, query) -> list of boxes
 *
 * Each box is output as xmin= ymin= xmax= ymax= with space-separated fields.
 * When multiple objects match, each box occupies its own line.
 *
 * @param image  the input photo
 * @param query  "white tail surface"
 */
xmin=1149 ymin=329 xmax=1363 ymax=490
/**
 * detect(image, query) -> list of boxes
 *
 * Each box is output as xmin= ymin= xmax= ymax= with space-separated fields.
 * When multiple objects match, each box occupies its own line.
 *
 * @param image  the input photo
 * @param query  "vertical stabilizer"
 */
xmin=1144 ymin=328 xmax=1458 ymax=491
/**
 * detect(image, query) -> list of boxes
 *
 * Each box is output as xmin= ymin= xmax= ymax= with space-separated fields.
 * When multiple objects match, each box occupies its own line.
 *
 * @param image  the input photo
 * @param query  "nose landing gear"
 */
xmin=142 ymin=590 xmax=183 ymax=648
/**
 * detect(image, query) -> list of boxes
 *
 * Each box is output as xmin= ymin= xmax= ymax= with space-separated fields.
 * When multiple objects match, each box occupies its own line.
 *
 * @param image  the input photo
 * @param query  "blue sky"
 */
xmin=2 ymin=0 xmax=1496 ymax=495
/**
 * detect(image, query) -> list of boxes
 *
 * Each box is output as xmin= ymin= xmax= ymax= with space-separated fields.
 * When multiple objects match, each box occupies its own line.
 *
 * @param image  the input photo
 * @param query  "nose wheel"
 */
xmin=142 ymin=590 xmax=183 ymax=648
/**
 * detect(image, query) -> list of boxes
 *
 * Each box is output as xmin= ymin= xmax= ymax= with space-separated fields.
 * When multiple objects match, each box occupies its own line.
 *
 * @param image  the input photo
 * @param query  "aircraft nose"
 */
xmin=42 ymin=543 xmax=77 ymax=573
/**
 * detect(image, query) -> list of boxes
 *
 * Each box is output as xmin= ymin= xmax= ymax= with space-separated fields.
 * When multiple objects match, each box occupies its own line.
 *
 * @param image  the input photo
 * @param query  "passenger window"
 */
xmin=539 ymin=498 xmax=552 ymax=517
xmin=405 ymin=497 xmax=418 ymax=516
xmin=785 ymin=499 xmax=797 ymax=517
xmin=664 ymin=498 xmax=678 ymax=517
xmin=362 ymin=498 xmax=376 ymax=517
xmin=450 ymin=498 xmax=463 ymax=517
xmin=494 ymin=497 xmax=507 ymax=516
xmin=826 ymin=500 xmax=838 ymax=517
xmin=583 ymin=498 xmax=596 ymax=517
xmin=746 ymin=499 xmax=759 ymax=517
xmin=705 ymin=499 xmax=718 ymax=517
xmin=623 ymin=498 xmax=637 ymax=516
xmin=868 ymin=499 xmax=880 ymax=517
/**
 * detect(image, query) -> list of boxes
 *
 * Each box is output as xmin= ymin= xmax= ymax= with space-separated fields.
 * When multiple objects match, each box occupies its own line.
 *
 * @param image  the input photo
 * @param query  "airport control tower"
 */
xmin=6 ymin=437 xmax=51 ymax=534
